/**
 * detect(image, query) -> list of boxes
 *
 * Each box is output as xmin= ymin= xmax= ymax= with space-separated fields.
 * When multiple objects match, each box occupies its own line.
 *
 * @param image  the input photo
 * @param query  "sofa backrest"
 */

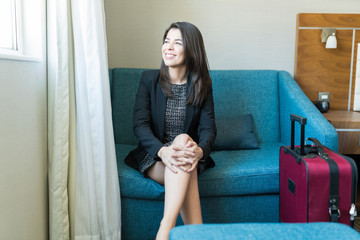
xmin=210 ymin=70 xmax=280 ymax=144
xmin=110 ymin=68 xmax=281 ymax=145
xmin=110 ymin=68 xmax=146 ymax=145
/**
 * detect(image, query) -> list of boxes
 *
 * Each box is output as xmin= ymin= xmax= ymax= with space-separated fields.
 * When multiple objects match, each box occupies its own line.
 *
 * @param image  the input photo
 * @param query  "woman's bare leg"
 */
xmin=158 ymin=164 xmax=192 ymax=239
xmin=147 ymin=161 xmax=192 ymax=240
xmin=146 ymin=134 xmax=202 ymax=240
xmin=171 ymin=134 xmax=202 ymax=225
xmin=180 ymin=168 xmax=203 ymax=224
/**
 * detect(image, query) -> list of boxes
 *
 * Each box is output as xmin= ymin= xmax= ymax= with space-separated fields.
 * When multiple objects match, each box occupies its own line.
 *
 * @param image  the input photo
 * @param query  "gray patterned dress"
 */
xmin=138 ymin=82 xmax=188 ymax=176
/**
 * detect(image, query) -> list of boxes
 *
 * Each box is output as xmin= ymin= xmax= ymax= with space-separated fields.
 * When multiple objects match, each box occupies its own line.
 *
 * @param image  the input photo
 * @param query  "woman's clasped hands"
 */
xmin=158 ymin=139 xmax=203 ymax=174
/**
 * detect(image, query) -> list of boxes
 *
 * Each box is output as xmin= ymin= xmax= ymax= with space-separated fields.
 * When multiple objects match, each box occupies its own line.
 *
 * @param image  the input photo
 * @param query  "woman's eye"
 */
xmin=176 ymin=42 xmax=182 ymax=45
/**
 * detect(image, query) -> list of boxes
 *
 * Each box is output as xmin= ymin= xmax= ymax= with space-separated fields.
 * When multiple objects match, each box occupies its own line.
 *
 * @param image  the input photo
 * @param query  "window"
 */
xmin=0 ymin=0 xmax=44 ymax=61
xmin=0 ymin=0 xmax=18 ymax=51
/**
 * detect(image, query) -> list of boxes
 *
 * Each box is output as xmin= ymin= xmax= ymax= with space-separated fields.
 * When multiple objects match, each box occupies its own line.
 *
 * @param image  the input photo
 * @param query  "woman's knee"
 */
xmin=172 ymin=134 xmax=193 ymax=146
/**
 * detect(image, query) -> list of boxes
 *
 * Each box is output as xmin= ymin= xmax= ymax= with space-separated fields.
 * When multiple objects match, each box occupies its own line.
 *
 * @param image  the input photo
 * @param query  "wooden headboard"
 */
xmin=294 ymin=13 xmax=360 ymax=110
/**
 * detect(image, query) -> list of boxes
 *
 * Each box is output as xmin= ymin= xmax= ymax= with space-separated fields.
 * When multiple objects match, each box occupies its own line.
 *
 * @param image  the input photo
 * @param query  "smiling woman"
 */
xmin=124 ymin=22 xmax=215 ymax=240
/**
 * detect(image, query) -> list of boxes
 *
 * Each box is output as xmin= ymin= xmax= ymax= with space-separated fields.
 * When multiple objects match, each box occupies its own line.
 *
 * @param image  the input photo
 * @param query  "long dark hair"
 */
xmin=160 ymin=22 xmax=211 ymax=107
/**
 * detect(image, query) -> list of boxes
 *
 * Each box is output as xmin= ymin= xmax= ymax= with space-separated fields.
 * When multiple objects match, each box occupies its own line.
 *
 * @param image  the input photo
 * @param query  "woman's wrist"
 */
xmin=198 ymin=147 xmax=204 ymax=160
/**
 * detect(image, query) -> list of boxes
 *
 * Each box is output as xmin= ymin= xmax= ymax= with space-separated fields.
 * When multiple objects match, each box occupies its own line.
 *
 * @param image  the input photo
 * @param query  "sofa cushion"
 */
xmin=116 ymin=142 xmax=281 ymax=199
xmin=199 ymin=142 xmax=281 ymax=197
xmin=213 ymin=114 xmax=260 ymax=150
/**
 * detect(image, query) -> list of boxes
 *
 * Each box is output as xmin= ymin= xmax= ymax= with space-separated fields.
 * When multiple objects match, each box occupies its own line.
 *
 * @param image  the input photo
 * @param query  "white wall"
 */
xmin=0 ymin=60 xmax=47 ymax=240
xmin=0 ymin=1 xmax=47 ymax=239
xmin=105 ymin=0 xmax=360 ymax=75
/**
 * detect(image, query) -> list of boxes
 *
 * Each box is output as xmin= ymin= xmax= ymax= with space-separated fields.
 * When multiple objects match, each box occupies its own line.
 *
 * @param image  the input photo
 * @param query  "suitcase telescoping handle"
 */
xmin=290 ymin=114 xmax=307 ymax=155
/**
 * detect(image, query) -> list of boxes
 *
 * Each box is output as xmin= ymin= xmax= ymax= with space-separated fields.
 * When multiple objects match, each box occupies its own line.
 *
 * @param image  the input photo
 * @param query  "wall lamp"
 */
xmin=321 ymin=29 xmax=337 ymax=49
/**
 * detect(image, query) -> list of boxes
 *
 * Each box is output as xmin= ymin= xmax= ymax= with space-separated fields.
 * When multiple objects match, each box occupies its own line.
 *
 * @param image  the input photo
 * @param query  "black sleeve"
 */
xmin=133 ymin=71 xmax=164 ymax=158
xmin=197 ymin=86 xmax=217 ymax=160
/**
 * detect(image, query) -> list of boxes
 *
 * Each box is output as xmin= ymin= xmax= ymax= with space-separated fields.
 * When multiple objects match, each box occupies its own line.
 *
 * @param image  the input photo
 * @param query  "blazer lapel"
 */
xmin=184 ymin=81 xmax=194 ymax=133
xmin=156 ymin=82 xmax=167 ymax=139
xmin=184 ymin=104 xmax=195 ymax=133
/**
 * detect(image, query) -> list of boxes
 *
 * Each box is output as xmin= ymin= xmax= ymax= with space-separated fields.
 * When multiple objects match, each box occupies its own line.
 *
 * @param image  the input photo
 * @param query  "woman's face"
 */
xmin=162 ymin=28 xmax=185 ymax=69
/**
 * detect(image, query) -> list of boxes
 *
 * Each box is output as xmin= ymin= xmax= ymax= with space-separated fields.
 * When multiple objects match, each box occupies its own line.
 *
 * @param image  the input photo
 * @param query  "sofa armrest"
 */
xmin=278 ymin=71 xmax=338 ymax=151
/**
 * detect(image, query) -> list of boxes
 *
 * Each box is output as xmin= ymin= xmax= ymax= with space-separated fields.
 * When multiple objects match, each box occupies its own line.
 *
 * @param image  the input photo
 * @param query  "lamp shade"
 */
xmin=326 ymin=33 xmax=337 ymax=49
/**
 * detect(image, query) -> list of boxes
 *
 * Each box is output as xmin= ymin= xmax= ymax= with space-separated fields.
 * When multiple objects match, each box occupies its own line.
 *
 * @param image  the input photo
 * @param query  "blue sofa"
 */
xmin=110 ymin=68 xmax=338 ymax=240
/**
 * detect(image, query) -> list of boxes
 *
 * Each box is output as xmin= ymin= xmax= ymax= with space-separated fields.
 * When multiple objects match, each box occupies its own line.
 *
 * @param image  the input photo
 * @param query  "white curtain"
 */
xmin=48 ymin=0 xmax=121 ymax=239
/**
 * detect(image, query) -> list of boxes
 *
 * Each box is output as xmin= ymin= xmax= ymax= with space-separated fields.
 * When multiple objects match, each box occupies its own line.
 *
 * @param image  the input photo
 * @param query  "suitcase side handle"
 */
xmin=306 ymin=137 xmax=325 ymax=156
xmin=290 ymin=114 xmax=307 ymax=155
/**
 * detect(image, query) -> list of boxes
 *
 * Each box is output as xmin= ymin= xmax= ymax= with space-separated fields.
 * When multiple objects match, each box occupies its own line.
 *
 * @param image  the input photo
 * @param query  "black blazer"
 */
xmin=124 ymin=70 xmax=216 ymax=174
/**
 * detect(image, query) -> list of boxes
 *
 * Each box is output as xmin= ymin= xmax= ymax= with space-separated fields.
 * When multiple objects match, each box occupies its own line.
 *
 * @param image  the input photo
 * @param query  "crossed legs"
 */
xmin=146 ymin=134 xmax=203 ymax=240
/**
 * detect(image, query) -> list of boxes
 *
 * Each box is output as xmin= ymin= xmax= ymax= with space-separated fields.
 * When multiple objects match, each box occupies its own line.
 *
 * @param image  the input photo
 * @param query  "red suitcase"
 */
xmin=279 ymin=114 xmax=358 ymax=227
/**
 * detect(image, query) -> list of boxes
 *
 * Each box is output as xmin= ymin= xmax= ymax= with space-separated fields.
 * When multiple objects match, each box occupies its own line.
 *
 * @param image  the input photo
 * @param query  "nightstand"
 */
xmin=323 ymin=110 xmax=360 ymax=154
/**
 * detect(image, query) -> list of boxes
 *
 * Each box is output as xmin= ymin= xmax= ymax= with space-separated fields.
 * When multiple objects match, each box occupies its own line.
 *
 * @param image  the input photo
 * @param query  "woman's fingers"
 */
xmin=169 ymin=158 xmax=182 ymax=165
xmin=166 ymin=157 xmax=192 ymax=173
xmin=172 ymin=152 xmax=195 ymax=159
xmin=173 ymin=140 xmax=196 ymax=150
xmin=171 ymin=145 xmax=187 ymax=151
xmin=172 ymin=155 xmax=194 ymax=164
xmin=171 ymin=146 xmax=195 ymax=159
xmin=171 ymin=157 xmax=193 ymax=166
xmin=185 ymin=140 xmax=194 ymax=148
xmin=166 ymin=160 xmax=189 ymax=173
xmin=164 ymin=159 xmax=178 ymax=173
xmin=174 ymin=162 xmax=192 ymax=172
xmin=187 ymin=162 xmax=197 ymax=173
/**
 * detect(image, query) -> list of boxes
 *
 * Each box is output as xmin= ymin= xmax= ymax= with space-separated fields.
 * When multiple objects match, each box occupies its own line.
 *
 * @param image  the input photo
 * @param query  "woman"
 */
xmin=124 ymin=22 xmax=216 ymax=240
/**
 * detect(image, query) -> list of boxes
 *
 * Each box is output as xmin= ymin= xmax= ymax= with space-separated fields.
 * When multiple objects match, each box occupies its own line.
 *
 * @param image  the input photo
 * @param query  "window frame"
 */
xmin=0 ymin=0 xmax=42 ymax=62
xmin=0 ymin=0 xmax=19 ymax=51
